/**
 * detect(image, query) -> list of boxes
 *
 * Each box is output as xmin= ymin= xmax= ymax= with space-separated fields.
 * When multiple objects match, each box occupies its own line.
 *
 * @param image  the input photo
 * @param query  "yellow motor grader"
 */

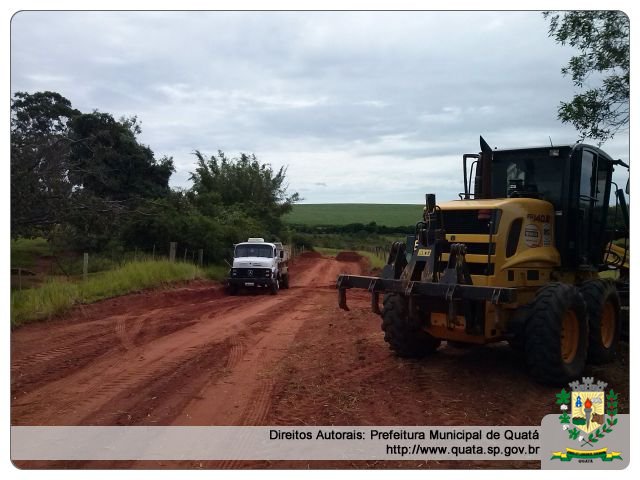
xmin=337 ymin=137 xmax=629 ymax=385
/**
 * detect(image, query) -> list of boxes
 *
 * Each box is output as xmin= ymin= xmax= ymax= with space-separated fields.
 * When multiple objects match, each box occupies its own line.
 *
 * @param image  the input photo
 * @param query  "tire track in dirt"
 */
xmin=13 ymin=300 xmax=266 ymax=424
xmin=173 ymin=257 xmax=359 ymax=426
xmin=185 ymin=256 xmax=361 ymax=470
xmin=11 ymin=254 xmax=363 ymax=429
xmin=225 ymin=335 xmax=246 ymax=370
xmin=11 ymin=289 xmax=225 ymax=399
xmin=114 ymin=311 xmax=151 ymax=351
xmin=11 ymin=330 xmax=108 ymax=372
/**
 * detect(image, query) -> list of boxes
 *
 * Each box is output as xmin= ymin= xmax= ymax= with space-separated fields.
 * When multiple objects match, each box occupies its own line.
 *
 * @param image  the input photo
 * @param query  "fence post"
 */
xmin=184 ymin=248 xmax=188 ymax=262
xmin=198 ymin=249 xmax=204 ymax=267
xmin=169 ymin=242 xmax=177 ymax=262
xmin=83 ymin=253 xmax=89 ymax=281
xmin=18 ymin=268 xmax=22 ymax=291
xmin=152 ymin=244 xmax=156 ymax=260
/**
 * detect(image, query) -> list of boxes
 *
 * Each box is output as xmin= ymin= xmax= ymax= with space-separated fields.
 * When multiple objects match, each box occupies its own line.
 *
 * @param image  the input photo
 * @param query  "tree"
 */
xmin=189 ymin=150 xmax=300 ymax=235
xmin=11 ymin=91 xmax=80 ymax=236
xmin=544 ymin=11 xmax=629 ymax=143
xmin=11 ymin=91 xmax=175 ymax=248
xmin=63 ymin=112 xmax=174 ymax=249
xmin=68 ymin=113 xmax=174 ymax=202
xmin=119 ymin=191 xmax=266 ymax=263
xmin=12 ymin=90 xmax=300 ymax=260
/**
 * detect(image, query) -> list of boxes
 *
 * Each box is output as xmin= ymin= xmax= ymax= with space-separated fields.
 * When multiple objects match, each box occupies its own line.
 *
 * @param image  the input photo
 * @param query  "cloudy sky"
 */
xmin=10 ymin=11 xmax=630 ymax=203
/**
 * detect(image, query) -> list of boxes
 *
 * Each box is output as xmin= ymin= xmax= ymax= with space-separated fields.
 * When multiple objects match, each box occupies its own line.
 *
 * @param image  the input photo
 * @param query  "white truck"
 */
xmin=226 ymin=238 xmax=290 ymax=295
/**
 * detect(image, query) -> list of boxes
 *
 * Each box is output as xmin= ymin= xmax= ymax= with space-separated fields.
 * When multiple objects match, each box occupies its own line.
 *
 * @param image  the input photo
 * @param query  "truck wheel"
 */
xmin=281 ymin=274 xmax=290 ymax=289
xmin=580 ymin=279 xmax=621 ymax=364
xmin=524 ymin=283 xmax=588 ymax=385
xmin=381 ymin=293 xmax=440 ymax=358
xmin=227 ymin=285 xmax=238 ymax=296
xmin=270 ymin=279 xmax=280 ymax=295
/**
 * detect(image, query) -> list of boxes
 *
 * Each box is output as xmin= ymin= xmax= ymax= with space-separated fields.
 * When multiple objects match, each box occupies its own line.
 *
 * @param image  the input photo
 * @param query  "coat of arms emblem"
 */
xmin=569 ymin=378 xmax=607 ymax=435
xmin=552 ymin=376 xmax=621 ymax=462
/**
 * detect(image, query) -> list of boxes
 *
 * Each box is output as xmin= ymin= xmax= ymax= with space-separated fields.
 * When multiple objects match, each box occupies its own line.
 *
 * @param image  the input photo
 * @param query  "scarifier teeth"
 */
xmin=338 ymin=288 xmax=349 ymax=311
xmin=371 ymin=292 xmax=381 ymax=315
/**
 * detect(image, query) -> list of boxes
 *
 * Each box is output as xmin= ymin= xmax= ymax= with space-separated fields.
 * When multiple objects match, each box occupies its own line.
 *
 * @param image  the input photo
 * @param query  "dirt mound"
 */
xmin=335 ymin=251 xmax=362 ymax=262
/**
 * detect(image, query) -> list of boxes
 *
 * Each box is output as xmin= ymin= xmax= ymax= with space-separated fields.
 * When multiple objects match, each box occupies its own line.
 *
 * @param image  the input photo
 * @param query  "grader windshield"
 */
xmin=490 ymin=148 xmax=567 ymax=209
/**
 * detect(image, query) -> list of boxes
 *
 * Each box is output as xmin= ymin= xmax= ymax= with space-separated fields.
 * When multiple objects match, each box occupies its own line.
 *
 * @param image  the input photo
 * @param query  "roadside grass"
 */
xmin=314 ymin=247 xmax=386 ymax=270
xmin=203 ymin=264 xmax=229 ymax=281
xmin=10 ymin=237 xmax=51 ymax=268
xmin=11 ymin=260 xmax=203 ymax=327
xmin=356 ymin=250 xmax=387 ymax=270
xmin=285 ymin=203 xmax=422 ymax=226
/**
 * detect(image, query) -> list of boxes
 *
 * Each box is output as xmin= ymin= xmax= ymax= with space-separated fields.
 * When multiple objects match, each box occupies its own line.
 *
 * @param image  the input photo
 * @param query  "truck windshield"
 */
xmin=235 ymin=244 xmax=274 ymax=258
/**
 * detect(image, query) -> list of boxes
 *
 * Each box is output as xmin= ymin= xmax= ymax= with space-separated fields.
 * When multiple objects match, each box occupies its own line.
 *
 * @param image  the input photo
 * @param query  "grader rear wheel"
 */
xmin=560 ymin=310 xmax=580 ymax=364
xmin=524 ymin=283 xmax=588 ymax=385
xmin=580 ymin=279 xmax=621 ymax=364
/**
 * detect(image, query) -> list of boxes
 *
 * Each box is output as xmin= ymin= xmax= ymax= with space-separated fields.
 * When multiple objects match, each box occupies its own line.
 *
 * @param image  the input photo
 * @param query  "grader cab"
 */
xmin=337 ymin=137 xmax=629 ymax=385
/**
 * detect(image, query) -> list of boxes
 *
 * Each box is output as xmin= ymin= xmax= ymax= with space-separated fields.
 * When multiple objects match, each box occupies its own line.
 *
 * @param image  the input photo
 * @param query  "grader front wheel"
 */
xmin=381 ymin=293 xmax=441 ymax=358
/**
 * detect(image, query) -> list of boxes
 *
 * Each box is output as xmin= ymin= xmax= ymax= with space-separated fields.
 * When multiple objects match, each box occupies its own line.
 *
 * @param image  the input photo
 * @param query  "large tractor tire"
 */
xmin=524 ymin=283 xmax=588 ymax=385
xmin=579 ymin=279 xmax=621 ymax=364
xmin=270 ymin=278 xmax=280 ymax=295
xmin=381 ymin=293 xmax=440 ymax=358
xmin=281 ymin=273 xmax=290 ymax=289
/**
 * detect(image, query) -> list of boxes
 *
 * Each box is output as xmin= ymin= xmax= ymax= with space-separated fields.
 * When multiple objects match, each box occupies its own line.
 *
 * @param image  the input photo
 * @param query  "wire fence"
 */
xmin=11 ymin=241 xmax=388 ymax=291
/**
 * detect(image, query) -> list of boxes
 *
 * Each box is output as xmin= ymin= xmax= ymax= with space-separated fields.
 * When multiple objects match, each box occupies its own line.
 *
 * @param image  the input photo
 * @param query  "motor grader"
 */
xmin=337 ymin=137 xmax=629 ymax=385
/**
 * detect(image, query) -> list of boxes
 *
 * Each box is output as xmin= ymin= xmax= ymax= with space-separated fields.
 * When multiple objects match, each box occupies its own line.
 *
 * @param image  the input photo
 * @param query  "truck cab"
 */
xmin=226 ymin=238 xmax=290 ymax=294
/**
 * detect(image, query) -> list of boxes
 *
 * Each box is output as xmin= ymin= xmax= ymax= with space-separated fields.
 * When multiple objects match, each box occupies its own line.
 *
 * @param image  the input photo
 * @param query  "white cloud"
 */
xmin=10 ymin=11 xmax=629 ymax=204
xmin=24 ymin=73 xmax=71 ymax=84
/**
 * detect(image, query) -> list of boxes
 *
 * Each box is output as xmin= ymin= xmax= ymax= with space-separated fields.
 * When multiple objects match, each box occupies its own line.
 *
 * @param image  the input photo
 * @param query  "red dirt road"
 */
xmin=11 ymin=253 xmax=628 ymax=469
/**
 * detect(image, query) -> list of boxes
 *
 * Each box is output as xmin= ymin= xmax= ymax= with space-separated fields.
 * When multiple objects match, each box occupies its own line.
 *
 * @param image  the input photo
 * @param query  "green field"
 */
xmin=285 ymin=204 xmax=423 ymax=226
